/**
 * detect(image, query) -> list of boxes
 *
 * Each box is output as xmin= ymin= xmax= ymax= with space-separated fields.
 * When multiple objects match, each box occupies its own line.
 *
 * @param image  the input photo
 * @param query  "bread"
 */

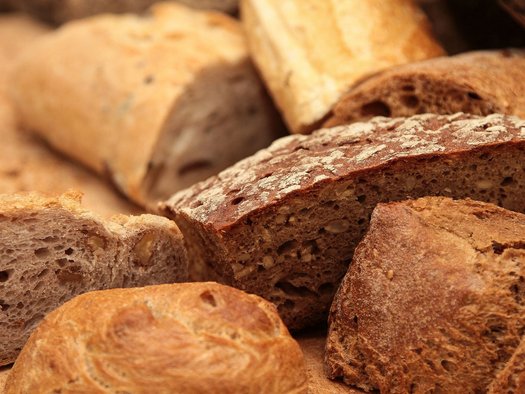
xmin=162 ymin=113 xmax=525 ymax=330
xmin=240 ymin=0 xmax=444 ymax=133
xmin=8 ymin=0 xmax=239 ymax=24
xmin=4 ymin=282 xmax=307 ymax=394
xmin=0 ymin=14 xmax=139 ymax=216
xmin=297 ymin=330 xmax=361 ymax=394
xmin=0 ymin=191 xmax=188 ymax=366
xmin=325 ymin=197 xmax=525 ymax=393
xmin=325 ymin=50 xmax=525 ymax=127
xmin=0 ymin=367 xmax=9 ymax=393
xmin=10 ymin=2 xmax=282 ymax=207
xmin=500 ymin=0 xmax=525 ymax=27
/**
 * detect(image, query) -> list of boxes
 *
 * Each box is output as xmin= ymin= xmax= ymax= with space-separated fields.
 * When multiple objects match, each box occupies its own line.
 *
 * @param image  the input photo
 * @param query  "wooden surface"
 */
xmin=297 ymin=329 xmax=361 ymax=394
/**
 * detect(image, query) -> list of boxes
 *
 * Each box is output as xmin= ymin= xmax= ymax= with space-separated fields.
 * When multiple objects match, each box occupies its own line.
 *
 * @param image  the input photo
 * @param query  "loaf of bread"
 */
xmin=162 ymin=113 xmax=525 ymax=330
xmin=10 ymin=2 xmax=281 ymax=207
xmin=241 ymin=0 xmax=444 ymax=133
xmin=325 ymin=50 xmax=525 ymax=127
xmin=5 ymin=282 xmax=307 ymax=393
xmin=8 ymin=0 xmax=239 ymax=24
xmin=0 ymin=192 xmax=188 ymax=366
xmin=326 ymin=197 xmax=525 ymax=393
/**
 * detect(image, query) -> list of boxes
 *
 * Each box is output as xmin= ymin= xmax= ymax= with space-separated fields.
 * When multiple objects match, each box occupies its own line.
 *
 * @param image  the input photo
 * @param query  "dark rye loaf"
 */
xmin=162 ymin=113 xmax=525 ymax=330
xmin=325 ymin=50 xmax=525 ymax=127
xmin=326 ymin=197 xmax=525 ymax=393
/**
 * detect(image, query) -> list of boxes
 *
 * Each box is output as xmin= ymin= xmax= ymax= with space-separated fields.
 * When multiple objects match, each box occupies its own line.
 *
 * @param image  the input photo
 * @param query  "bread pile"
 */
xmin=1 ymin=0 xmax=525 ymax=392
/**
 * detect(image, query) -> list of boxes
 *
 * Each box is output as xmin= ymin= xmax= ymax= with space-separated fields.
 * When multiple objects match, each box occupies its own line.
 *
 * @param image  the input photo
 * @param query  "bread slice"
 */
xmin=240 ymin=0 xmax=444 ymax=133
xmin=8 ymin=0 xmax=239 ymax=24
xmin=0 ymin=192 xmax=188 ymax=366
xmin=162 ymin=113 xmax=525 ymax=330
xmin=325 ymin=197 xmax=525 ymax=393
xmin=325 ymin=50 xmax=525 ymax=127
xmin=10 ymin=2 xmax=282 ymax=207
xmin=5 ymin=282 xmax=307 ymax=393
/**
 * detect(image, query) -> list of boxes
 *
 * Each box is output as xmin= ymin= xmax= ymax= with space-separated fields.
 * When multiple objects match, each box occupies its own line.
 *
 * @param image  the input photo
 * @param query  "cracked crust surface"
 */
xmin=5 ymin=283 xmax=307 ymax=394
xmin=163 ymin=113 xmax=525 ymax=329
xmin=0 ymin=191 xmax=188 ymax=366
xmin=326 ymin=197 xmax=525 ymax=393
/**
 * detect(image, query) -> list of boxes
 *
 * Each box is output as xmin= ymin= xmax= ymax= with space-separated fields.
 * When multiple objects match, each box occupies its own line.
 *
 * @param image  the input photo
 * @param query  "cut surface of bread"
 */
xmin=326 ymin=197 xmax=525 ymax=393
xmin=325 ymin=50 xmax=525 ymax=127
xmin=8 ymin=0 xmax=239 ymax=24
xmin=163 ymin=113 xmax=525 ymax=330
xmin=0 ymin=192 xmax=188 ymax=366
xmin=10 ymin=2 xmax=281 ymax=207
xmin=5 ymin=282 xmax=307 ymax=394
xmin=241 ymin=0 xmax=444 ymax=133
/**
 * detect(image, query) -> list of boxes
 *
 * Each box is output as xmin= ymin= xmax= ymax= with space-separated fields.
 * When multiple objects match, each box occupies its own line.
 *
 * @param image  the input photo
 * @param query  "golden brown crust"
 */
xmin=5 ymin=283 xmax=307 ymax=393
xmin=10 ymin=2 xmax=280 ymax=206
xmin=326 ymin=197 xmax=525 ymax=392
xmin=241 ymin=0 xmax=444 ymax=133
xmin=325 ymin=50 xmax=525 ymax=127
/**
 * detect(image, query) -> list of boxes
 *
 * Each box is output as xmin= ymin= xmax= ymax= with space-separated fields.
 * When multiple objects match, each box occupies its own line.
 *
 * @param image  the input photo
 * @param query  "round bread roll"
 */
xmin=5 ymin=282 xmax=307 ymax=393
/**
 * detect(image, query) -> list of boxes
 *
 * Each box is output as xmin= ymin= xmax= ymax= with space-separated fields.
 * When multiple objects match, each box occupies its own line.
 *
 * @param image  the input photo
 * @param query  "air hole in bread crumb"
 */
xmin=64 ymin=248 xmax=74 ymax=256
xmin=361 ymin=100 xmax=391 ymax=117
xmin=231 ymin=197 xmax=244 ymax=205
xmin=440 ymin=359 xmax=455 ymax=372
xmin=277 ymin=240 xmax=299 ymax=255
xmin=0 ymin=300 xmax=9 ymax=311
xmin=0 ymin=270 xmax=11 ymax=282
xmin=401 ymin=95 xmax=419 ymax=108
xmin=467 ymin=92 xmax=482 ymax=100
xmin=357 ymin=195 xmax=366 ymax=204
xmin=501 ymin=176 xmax=514 ymax=186
xmin=34 ymin=247 xmax=49 ymax=258
xmin=402 ymin=85 xmax=415 ymax=92
xmin=200 ymin=291 xmax=217 ymax=307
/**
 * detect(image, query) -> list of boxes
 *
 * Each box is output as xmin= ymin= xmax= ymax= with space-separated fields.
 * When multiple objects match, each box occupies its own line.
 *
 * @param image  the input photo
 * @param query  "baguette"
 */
xmin=10 ymin=2 xmax=282 ymax=207
xmin=0 ymin=192 xmax=188 ymax=366
xmin=5 ymin=283 xmax=307 ymax=394
xmin=326 ymin=197 xmax=525 ymax=393
xmin=241 ymin=0 xmax=444 ymax=133
xmin=325 ymin=50 xmax=525 ymax=127
xmin=162 ymin=113 xmax=525 ymax=329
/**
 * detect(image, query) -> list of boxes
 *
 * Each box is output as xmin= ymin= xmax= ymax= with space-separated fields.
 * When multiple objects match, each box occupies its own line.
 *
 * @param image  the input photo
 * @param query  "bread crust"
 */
xmin=326 ymin=50 xmax=525 ymax=127
xmin=326 ymin=197 xmax=525 ymax=393
xmin=10 ymin=2 xmax=280 ymax=206
xmin=0 ymin=191 xmax=188 ymax=366
xmin=5 ymin=282 xmax=307 ymax=393
xmin=241 ymin=0 xmax=444 ymax=133
xmin=163 ymin=113 xmax=525 ymax=329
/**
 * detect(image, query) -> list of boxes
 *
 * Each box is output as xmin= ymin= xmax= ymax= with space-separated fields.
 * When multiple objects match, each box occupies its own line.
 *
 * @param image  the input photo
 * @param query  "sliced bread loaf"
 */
xmin=10 ymin=2 xmax=282 ymax=207
xmin=5 ymin=283 xmax=307 ymax=393
xmin=325 ymin=50 xmax=525 ymax=127
xmin=326 ymin=197 xmax=525 ymax=393
xmin=0 ymin=192 xmax=188 ymax=366
xmin=162 ymin=113 xmax=525 ymax=329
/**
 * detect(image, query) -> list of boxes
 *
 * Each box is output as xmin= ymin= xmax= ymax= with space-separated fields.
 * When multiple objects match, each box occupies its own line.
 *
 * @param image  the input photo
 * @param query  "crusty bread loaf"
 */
xmin=325 ymin=50 xmax=525 ymax=127
xmin=162 ymin=113 xmax=525 ymax=330
xmin=241 ymin=0 xmax=444 ymax=133
xmin=8 ymin=0 xmax=238 ymax=24
xmin=5 ymin=282 xmax=307 ymax=394
xmin=10 ymin=2 xmax=282 ymax=207
xmin=326 ymin=197 xmax=525 ymax=393
xmin=0 ymin=192 xmax=188 ymax=366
